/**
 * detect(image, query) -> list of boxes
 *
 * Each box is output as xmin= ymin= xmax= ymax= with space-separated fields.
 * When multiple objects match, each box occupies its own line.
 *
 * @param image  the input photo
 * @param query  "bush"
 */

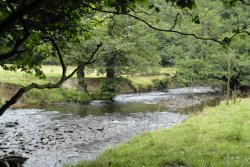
xmin=21 ymin=88 xmax=92 ymax=104
xmin=152 ymin=77 xmax=171 ymax=90
xmin=99 ymin=78 xmax=122 ymax=100
xmin=77 ymin=93 xmax=93 ymax=103
xmin=136 ymin=84 xmax=152 ymax=92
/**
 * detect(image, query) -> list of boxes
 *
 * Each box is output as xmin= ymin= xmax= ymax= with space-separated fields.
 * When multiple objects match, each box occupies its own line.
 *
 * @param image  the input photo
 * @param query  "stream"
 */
xmin=0 ymin=87 xmax=221 ymax=167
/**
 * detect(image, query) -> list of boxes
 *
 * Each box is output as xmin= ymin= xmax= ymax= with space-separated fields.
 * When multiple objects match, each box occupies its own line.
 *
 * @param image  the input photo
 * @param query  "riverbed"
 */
xmin=0 ymin=87 xmax=221 ymax=167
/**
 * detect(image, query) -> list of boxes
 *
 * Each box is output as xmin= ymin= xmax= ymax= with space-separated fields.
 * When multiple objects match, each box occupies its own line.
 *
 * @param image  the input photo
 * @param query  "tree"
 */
xmin=157 ymin=0 xmax=249 ymax=94
xmin=94 ymin=15 xmax=161 ymax=77
xmin=0 ymin=0 xmax=111 ymax=115
xmin=155 ymin=0 xmax=249 ymax=66
xmin=176 ymin=40 xmax=250 ymax=96
xmin=87 ymin=15 xmax=161 ymax=99
xmin=60 ymin=18 xmax=105 ymax=94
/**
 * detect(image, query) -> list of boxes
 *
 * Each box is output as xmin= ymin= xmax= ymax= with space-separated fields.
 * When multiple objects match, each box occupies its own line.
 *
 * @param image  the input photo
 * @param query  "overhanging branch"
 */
xmin=86 ymin=5 xmax=245 ymax=45
xmin=239 ymin=0 xmax=250 ymax=6
xmin=84 ymin=42 xmax=102 ymax=65
xmin=124 ymin=13 xmax=242 ymax=45
xmin=43 ymin=37 xmax=67 ymax=78
xmin=0 ymin=23 xmax=30 ymax=62
xmin=0 ymin=39 xmax=102 ymax=116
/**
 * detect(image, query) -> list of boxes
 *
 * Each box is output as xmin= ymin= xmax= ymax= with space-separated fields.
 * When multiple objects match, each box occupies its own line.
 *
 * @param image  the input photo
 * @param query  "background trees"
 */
xmin=155 ymin=0 xmax=250 ymax=96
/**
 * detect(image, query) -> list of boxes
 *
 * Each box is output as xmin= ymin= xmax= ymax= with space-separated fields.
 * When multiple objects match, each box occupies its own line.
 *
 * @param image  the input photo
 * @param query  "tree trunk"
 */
xmin=105 ymin=55 xmax=116 ymax=79
xmin=77 ymin=61 xmax=88 ymax=94
xmin=226 ymin=56 xmax=231 ymax=105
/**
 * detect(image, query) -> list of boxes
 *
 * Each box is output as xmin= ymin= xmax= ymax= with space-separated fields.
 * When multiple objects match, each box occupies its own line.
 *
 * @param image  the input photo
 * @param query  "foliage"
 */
xmin=152 ymin=77 xmax=171 ymax=90
xmin=71 ymin=98 xmax=250 ymax=167
xmin=98 ymin=77 xmax=126 ymax=100
xmin=99 ymin=80 xmax=121 ymax=100
xmin=156 ymin=0 xmax=249 ymax=67
xmin=21 ymin=88 xmax=93 ymax=104
xmin=0 ymin=0 xmax=248 ymax=76
xmin=176 ymin=45 xmax=250 ymax=90
xmin=90 ymin=15 xmax=161 ymax=77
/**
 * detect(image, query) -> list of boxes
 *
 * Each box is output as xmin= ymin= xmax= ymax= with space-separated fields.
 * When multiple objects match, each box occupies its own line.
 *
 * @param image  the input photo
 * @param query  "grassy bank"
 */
xmin=0 ymin=66 xmax=175 ymax=105
xmin=22 ymin=88 xmax=92 ymax=104
xmin=0 ymin=65 xmax=175 ymax=88
xmin=69 ymin=99 xmax=250 ymax=167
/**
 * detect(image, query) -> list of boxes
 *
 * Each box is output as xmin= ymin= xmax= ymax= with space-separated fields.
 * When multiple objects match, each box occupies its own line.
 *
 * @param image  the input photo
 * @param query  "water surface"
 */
xmin=0 ymin=86 xmax=220 ymax=167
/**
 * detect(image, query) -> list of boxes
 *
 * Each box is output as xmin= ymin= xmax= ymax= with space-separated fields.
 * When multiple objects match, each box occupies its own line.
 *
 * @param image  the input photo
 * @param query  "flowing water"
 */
xmin=0 ymin=87 xmax=221 ymax=167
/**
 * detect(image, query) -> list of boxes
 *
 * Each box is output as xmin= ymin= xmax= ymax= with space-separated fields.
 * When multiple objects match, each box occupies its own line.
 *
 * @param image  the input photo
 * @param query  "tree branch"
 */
xmin=0 ymin=23 xmax=30 ymax=62
xmin=128 ymin=7 xmax=152 ymax=15
xmin=43 ymin=37 xmax=67 ymax=78
xmin=87 ymin=5 xmax=245 ymax=45
xmin=239 ymin=0 xmax=250 ymax=5
xmin=0 ymin=1 xmax=31 ymax=62
xmin=125 ymin=13 xmax=243 ymax=45
xmin=0 ymin=41 xmax=102 ymax=116
xmin=170 ymin=13 xmax=180 ymax=30
xmin=84 ymin=42 xmax=102 ymax=65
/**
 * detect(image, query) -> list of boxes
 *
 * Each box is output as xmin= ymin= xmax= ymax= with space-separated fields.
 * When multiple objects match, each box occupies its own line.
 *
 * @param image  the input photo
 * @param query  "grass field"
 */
xmin=0 ymin=65 xmax=78 ymax=86
xmin=68 ymin=99 xmax=250 ymax=167
xmin=0 ymin=65 xmax=176 ymax=87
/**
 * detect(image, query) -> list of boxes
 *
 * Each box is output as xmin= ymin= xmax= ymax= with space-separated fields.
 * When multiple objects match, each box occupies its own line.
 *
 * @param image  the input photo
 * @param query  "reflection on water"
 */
xmin=40 ymin=102 xmax=166 ymax=116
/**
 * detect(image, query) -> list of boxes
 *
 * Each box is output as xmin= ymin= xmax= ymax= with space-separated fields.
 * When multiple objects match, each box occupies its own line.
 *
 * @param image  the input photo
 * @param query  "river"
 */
xmin=0 ymin=87 xmax=221 ymax=167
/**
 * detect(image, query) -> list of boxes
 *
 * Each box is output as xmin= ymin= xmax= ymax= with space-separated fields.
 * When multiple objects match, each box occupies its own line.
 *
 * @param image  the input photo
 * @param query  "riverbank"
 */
xmin=0 ymin=66 xmax=176 ymax=108
xmin=70 ymin=98 xmax=250 ymax=167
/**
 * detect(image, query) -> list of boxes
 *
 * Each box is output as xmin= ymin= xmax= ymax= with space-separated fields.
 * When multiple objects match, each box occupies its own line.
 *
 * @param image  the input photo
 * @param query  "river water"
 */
xmin=0 ymin=87 xmax=221 ymax=167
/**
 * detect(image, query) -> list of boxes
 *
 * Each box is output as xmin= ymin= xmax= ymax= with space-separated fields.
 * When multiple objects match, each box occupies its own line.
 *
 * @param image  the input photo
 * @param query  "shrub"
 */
xmin=152 ymin=77 xmax=171 ymax=90
xmin=77 ymin=93 xmax=93 ymax=103
xmin=99 ymin=78 xmax=122 ymax=100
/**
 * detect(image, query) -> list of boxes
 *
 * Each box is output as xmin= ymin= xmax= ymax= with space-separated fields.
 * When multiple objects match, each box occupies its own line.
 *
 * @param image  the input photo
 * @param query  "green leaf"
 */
xmin=155 ymin=7 xmax=160 ymax=13
xmin=239 ymin=34 xmax=246 ymax=40
xmin=192 ymin=15 xmax=200 ymax=24
xmin=148 ymin=4 xmax=155 ymax=9
xmin=222 ymin=37 xmax=231 ymax=44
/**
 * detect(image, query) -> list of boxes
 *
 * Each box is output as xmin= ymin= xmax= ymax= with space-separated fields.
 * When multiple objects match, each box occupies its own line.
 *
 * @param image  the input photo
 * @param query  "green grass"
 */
xmin=0 ymin=65 xmax=80 ymax=86
xmin=0 ymin=65 xmax=175 ymax=96
xmin=0 ymin=65 xmax=175 ymax=87
xmin=126 ymin=68 xmax=176 ymax=90
xmin=68 ymin=99 xmax=250 ymax=167
xmin=0 ymin=66 xmax=176 ymax=104
xmin=21 ymin=88 xmax=93 ymax=105
xmin=128 ymin=75 xmax=165 ymax=90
